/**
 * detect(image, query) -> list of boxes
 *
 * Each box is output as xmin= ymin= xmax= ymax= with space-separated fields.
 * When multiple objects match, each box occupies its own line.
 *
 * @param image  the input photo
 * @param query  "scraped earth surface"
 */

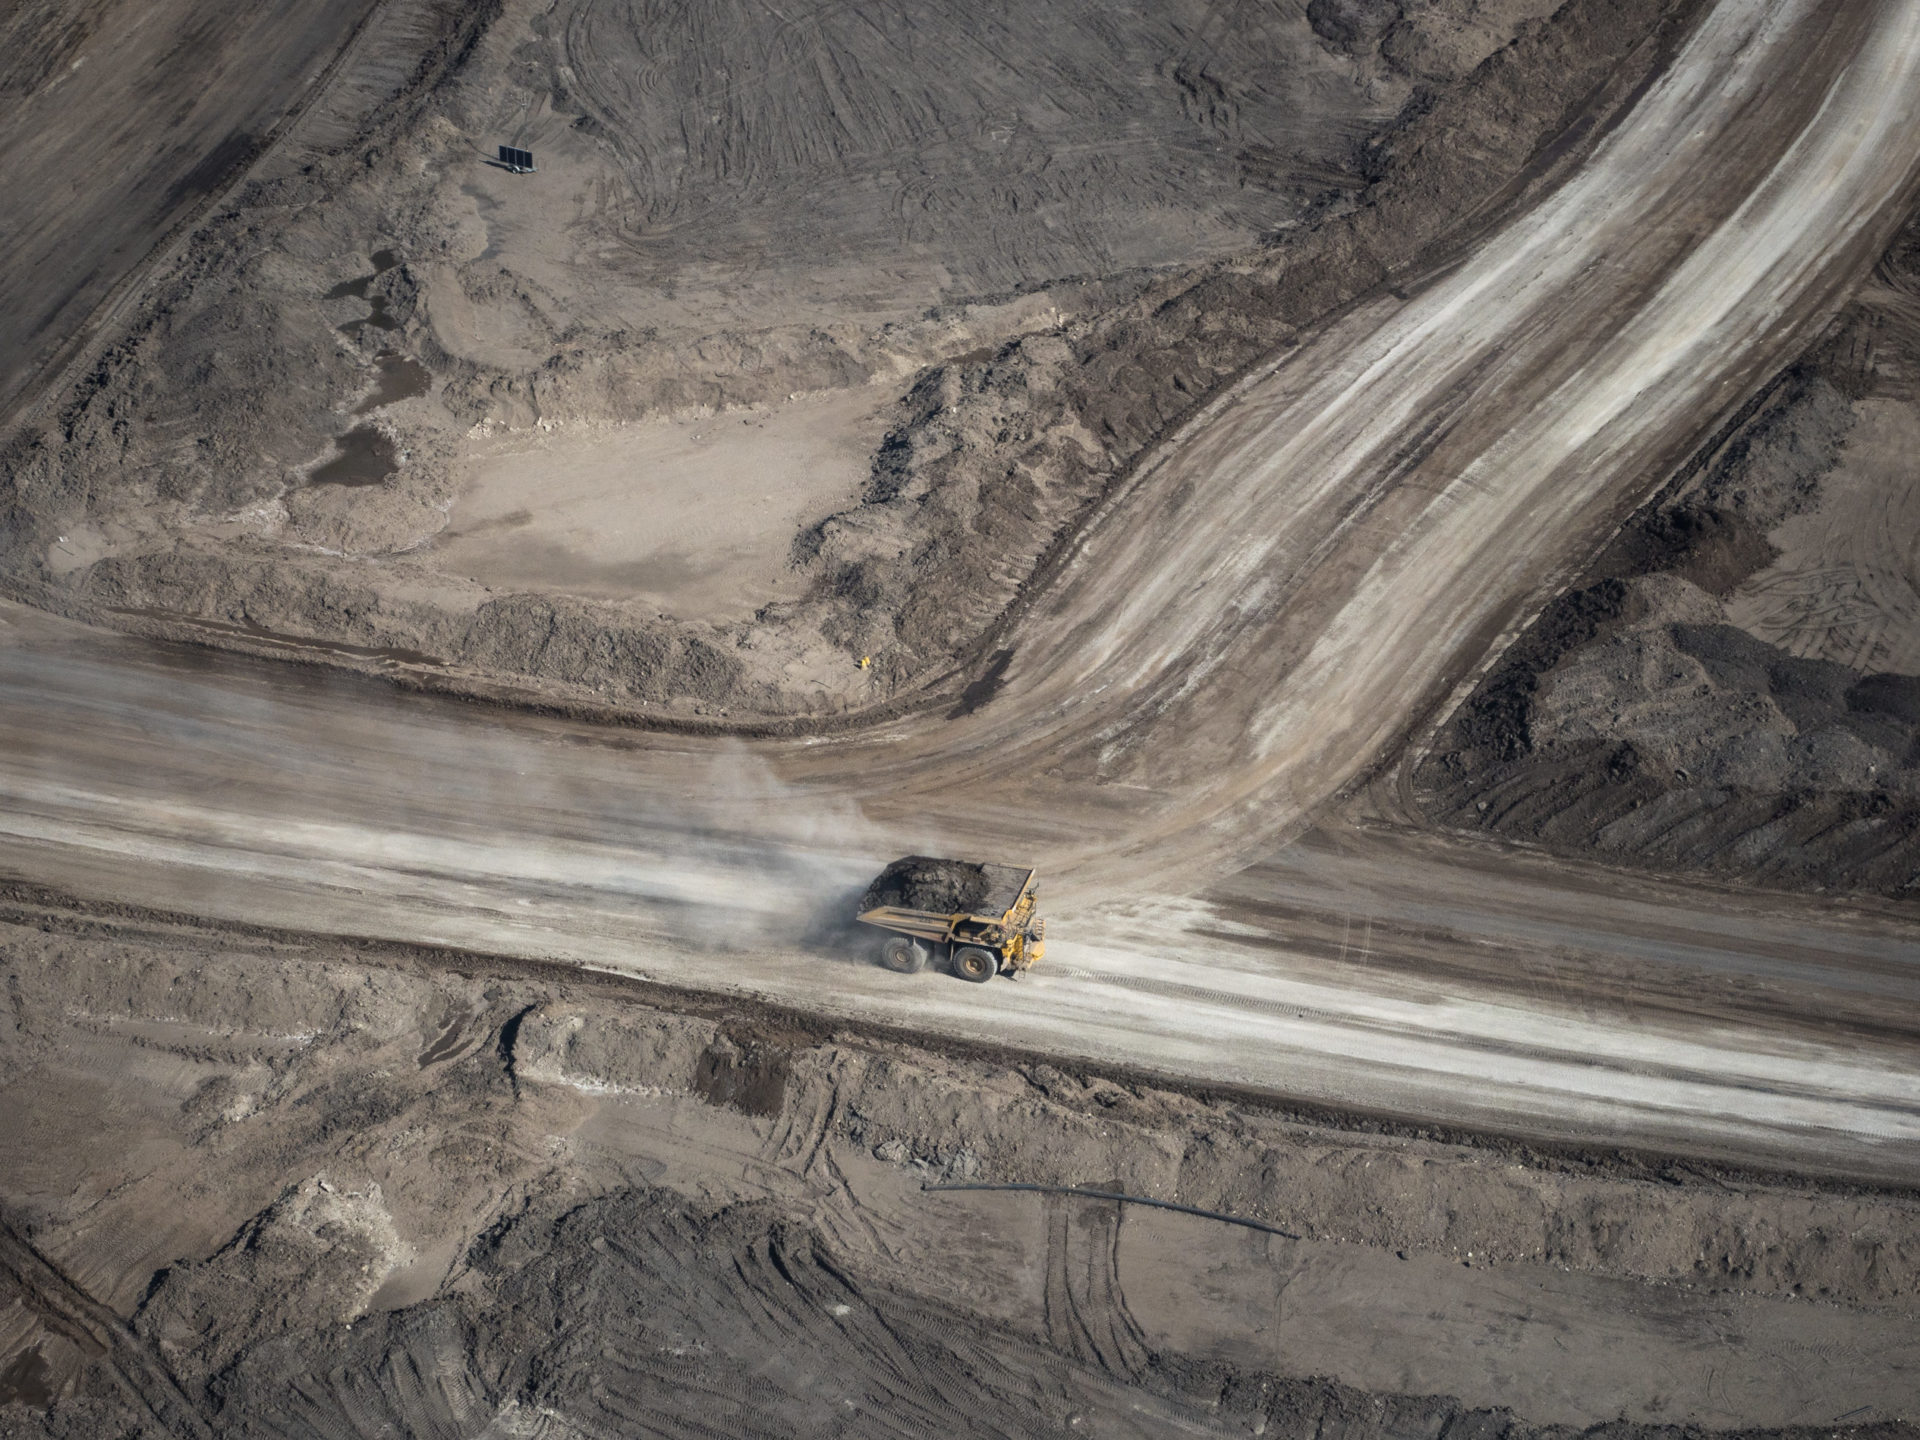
xmin=432 ymin=389 xmax=890 ymax=623
xmin=0 ymin=0 xmax=384 ymax=420
xmin=4 ymin=0 xmax=1920 ymax=1433
xmin=0 ymin=0 xmax=1699 ymax=717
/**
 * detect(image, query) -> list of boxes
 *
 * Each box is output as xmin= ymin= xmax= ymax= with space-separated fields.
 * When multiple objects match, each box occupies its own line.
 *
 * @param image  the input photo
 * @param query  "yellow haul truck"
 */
xmin=856 ymin=855 xmax=1046 ymax=983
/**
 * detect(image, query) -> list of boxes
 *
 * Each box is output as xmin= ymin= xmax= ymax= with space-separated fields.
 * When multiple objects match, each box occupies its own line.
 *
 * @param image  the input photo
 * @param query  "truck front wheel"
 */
xmin=879 ymin=936 xmax=928 ymax=974
xmin=952 ymin=946 xmax=997 ymax=983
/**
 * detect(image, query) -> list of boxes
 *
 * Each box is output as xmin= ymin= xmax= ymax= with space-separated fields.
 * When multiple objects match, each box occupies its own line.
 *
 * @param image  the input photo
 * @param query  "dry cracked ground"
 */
xmin=1 ymin=0 xmax=1919 ymax=1434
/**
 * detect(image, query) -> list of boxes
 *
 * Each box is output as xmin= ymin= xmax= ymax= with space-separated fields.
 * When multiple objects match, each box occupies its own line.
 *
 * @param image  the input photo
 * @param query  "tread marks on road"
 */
xmin=1051 ymin=964 xmax=1920 ymax=1136
xmin=0 ymin=1212 xmax=212 ymax=1437
xmin=1041 ymin=1191 xmax=1151 ymax=1382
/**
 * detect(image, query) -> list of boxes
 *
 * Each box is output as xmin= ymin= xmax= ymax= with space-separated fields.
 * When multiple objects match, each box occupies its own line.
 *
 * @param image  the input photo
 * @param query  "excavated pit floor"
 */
xmin=434 ymin=388 xmax=891 ymax=616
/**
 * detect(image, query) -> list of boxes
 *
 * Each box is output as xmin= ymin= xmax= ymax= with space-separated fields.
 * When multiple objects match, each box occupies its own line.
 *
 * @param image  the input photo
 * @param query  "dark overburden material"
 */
xmin=860 ymin=855 xmax=1027 ymax=916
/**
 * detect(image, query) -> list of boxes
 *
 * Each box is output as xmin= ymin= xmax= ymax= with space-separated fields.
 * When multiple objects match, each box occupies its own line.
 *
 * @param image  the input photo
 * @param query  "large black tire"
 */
xmin=879 ymin=936 xmax=928 ymax=974
xmin=952 ymin=946 xmax=997 ymax=983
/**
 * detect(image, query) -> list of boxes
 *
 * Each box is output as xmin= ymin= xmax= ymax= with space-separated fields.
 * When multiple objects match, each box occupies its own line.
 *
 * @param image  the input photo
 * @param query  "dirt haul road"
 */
xmin=3 ymin=605 xmax=1917 ymax=1185
xmin=3 ymin=0 xmax=1920 ymax=1181
xmin=837 ymin=0 xmax=1920 ymax=886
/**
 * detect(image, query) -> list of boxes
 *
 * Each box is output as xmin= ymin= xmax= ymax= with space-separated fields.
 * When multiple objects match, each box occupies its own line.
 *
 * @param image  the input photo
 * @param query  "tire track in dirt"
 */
xmin=551 ymin=0 xmax=1362 ymax=286
xmin=0 ymin=0 xmax=392 ymax=432
xmin=0 ymin=1214 xmax=212 ymax=1438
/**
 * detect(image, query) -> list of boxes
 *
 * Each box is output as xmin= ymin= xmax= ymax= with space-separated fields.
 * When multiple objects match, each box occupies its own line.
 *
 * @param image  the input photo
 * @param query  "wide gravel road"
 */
xmin=2 ymin=598 xmax=1915 ymax=1182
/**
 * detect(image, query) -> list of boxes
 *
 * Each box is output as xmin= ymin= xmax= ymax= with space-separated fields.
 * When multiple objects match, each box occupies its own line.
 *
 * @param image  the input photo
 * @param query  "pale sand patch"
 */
xmin=430 ymin=387 xmax=891 ymax=620
xmin=1726 ymin=398 xmax=1920 ymax=674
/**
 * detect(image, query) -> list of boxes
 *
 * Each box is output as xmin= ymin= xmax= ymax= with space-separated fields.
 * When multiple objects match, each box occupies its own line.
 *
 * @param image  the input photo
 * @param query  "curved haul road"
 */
xmin=3 ymin=0 xmax=1919 ymax=1178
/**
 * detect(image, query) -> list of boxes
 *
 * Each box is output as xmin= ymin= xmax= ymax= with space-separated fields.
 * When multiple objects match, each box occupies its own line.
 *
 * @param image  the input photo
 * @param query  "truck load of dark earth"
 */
xmin=859 ymin=856 xmax=1013 ymax=917
xmin=857 ymin=856 xmax=1046 ymax=981
xmin=1 ymin=0 xmax=1918 ymax=1434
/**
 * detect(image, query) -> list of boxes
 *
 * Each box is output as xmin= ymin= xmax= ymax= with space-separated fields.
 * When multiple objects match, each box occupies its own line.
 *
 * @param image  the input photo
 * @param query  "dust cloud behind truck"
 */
xmin=856 ymin=856 xmax=1045 ymax=983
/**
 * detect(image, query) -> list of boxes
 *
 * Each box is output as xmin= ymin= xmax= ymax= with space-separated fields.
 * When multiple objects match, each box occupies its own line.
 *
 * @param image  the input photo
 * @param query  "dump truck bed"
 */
xmin=857 ymin=856 xmax=1033 ymax=923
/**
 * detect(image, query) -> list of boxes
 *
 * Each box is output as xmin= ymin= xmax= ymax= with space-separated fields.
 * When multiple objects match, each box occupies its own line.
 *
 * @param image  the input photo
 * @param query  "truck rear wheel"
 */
xmin=879 ymin=936 xmax=928 ymax=974
xmin=952 ymin=946 xmax=997 ymax=983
